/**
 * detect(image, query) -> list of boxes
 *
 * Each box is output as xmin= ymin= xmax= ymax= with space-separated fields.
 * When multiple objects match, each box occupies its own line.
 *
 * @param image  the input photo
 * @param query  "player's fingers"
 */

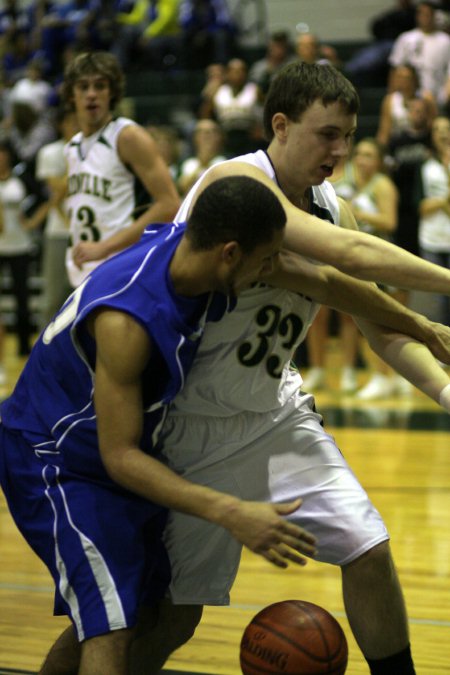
xmin=278 ymin=547 xmax=308 ymax=566
xmin=280 ymin=519 xmax=317 ymax=546
xmin=263 ymin=544 xmax=309 ymax=568
xmin=262 ymin=549 xmax=289 ymax=569
xmin=281 ymin=533 xmax=317 ymax=556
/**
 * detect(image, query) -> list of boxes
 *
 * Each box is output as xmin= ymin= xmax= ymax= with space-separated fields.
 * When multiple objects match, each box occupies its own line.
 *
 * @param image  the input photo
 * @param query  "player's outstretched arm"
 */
xmin=355 ymin=318 xmax=450 ymax=410
xmin=283 ymin=196 xmax=450 ymax=294
xmin=271 ymin=252 xmax=450 ymax=365
xmin=92 ymin=309 xmax=316 ymax=569
xmin=194 ymin=163 xmax=450 ymax=294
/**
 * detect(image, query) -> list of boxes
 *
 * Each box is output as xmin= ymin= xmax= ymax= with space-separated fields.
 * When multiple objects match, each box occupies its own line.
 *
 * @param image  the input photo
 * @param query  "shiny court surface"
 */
xmin=0 ymin=341 xmax=449 ymax=674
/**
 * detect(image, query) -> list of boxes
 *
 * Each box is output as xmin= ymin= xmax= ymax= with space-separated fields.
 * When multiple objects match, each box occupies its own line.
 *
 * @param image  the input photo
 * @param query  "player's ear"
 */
xmin=272 ymin=113 xmax=289 ymax=140
xmin=221 ymin=241 xmax=243 ymax=266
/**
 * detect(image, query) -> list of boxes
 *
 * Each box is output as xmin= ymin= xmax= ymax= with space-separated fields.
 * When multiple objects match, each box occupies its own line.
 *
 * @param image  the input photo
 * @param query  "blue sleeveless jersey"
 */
xmin=1 ymin=222 xmax=231 ymax=481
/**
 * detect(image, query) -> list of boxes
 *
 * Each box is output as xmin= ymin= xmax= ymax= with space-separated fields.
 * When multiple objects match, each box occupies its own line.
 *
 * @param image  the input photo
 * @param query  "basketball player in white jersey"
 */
xmin=149 ymin=63 xmax=450 ymax=675
xmin=38 ymin=63 xmax=450 ymax=674
xmin=62 ymin=51 xmax=180 ymax=287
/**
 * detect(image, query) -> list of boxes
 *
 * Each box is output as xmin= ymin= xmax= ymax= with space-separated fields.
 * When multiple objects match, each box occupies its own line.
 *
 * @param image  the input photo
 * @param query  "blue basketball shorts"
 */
xmin=0 ymin=424 xmax=170 ymax=641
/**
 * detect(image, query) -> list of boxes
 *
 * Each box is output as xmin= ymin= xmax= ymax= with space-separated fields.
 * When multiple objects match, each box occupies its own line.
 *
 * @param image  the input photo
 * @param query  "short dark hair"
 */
xmin=263 ymin=61 xmax=360 ymax=140
xmin=187 ymin=176 xmax=286 ymax=254
xmin=61 ymin=51 xmax=125 ymax=111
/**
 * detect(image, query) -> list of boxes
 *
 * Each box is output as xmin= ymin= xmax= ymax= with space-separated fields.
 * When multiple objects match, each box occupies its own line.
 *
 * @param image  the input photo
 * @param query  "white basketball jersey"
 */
xmin=171 ymin=151 xmax=340 ymax=416
xmin=64 ymin=117 xmax=137 ymax=286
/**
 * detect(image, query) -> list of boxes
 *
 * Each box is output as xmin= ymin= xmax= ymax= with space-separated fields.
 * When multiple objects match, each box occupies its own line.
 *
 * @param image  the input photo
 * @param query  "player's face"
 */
xmin=224 ymin=230 xmax=284 ymax=296
xmin=72 ymin=75 xmax=113 ymax=133
xmin=282 ymin=100 xmax=356 ymax=192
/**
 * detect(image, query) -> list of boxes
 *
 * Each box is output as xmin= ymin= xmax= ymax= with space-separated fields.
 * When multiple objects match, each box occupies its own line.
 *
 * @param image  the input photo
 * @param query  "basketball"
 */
xmin=240 ymin=600 xmax=348 ymax=674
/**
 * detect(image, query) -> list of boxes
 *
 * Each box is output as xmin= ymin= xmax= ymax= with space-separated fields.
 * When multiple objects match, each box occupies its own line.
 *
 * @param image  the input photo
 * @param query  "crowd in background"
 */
xmin=0 ymin=0 xmax=449 ymax=399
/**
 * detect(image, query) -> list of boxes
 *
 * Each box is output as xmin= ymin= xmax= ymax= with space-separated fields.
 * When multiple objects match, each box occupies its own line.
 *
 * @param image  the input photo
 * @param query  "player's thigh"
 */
xmin=223 ymin=398 xmax=389 ymax=566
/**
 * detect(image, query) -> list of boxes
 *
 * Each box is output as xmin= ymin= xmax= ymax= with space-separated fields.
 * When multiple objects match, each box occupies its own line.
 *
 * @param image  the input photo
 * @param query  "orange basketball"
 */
xmin=240 ymin=600 xmax=348 ymax=674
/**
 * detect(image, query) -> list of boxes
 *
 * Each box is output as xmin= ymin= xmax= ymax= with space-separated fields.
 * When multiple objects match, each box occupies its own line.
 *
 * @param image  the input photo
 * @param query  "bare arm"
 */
xmin=375 ymin=95 xmax=393 ymax=147
xmin=419 ymin=194 xmax=450 ymax=218
xmin=355 ymin=317 xmax=450 ymax=407
xmin=72 ymin=125 xmax=180 ymax=266
xmin=192 ymin=162 xmax=450 ymax=293
xmin=92 ymin=309 xmax=317 ymax=567
xmin=271 ymin=252 xmax=450 ymax=365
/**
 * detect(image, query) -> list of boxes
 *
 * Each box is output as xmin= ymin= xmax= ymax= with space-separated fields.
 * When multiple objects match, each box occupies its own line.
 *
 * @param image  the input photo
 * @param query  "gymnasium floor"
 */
xmin=1 ymin=336 xmax=449 ymax=673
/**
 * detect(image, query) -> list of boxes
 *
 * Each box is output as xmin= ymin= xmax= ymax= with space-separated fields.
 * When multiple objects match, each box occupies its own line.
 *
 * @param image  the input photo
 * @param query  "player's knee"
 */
xmin=166 ymin=604 xmax=203 ymax=650
xmin=342 ymin=540 xmax=395 ymax=577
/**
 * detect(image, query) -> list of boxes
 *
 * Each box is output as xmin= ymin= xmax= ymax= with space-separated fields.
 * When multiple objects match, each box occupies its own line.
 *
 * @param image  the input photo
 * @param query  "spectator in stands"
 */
xmin=35 ymin=107 xmax=79 ymax=327
xmin=146 ymin=124 xmax=183 ymax=183
xmin=387 ymin=97 xmax=433 ymax=263
xmin=4 ymin=77 xmax=56 ymax=222
xmin=179 ymin=0 xmax=236 ymax=68
xmin=377 ymin=64 xmax=436 ymax=147
xmin=0 ymin=139 xmax=52 ymax=384
xmin=418 ymin=115 xmax=450 ymax=325
xmin=36 ymin=0 xmax=97 ymax=76
xmin=81 ymin=0 xmax=121 ymax=51
xmin=344 ymin=0 xmax=416 ymax=87
xmin=389 ymin=1 xmax=450 ymax=108
xmin=294 ymin=31 xmax=340 ymax=68
xmin=177 ymin=118 xmax=226 ymax=195
xmin=249 ymin=30 xmax=294 ymax=96
xmin=114 ymin=0 xmax=181 ymax=70
xmin=7 ymin=83 xmax=56 ymax=166
xmin=0 ymin=0 xmax=31 ymax=48
xmin=212 ymin=57 xmax=263 ymax=156
xmin=196 ymin=61 xmax=225 ymax=118
xmin=3 ymin=57 xmax=54 ymax=128
xmin=1 ymin=28 xmax=37 ymax=85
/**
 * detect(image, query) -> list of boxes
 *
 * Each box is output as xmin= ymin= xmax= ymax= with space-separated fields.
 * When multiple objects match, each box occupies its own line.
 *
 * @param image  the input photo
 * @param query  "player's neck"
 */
xmin=170 ymin=240 xmax=216 ymax=296
xmin=80 ymin=114 xmax=113 ymax=139
xmin=267 ymin=146 xmax=310 ymax=210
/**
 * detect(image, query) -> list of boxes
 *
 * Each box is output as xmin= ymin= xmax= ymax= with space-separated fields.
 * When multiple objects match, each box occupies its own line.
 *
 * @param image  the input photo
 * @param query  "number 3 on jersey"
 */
xmin=68 ymin=205 xmax=101 ymax=242
xmin=237 ymin=304 xmax=304 ymax=378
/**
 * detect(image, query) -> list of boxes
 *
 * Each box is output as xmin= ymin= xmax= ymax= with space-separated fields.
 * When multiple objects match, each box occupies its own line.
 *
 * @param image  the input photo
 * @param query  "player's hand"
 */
xmin=222 ymin=498 xmax=317 ymax=568
xmin=73 ymin=241 xmax=107 ymax=267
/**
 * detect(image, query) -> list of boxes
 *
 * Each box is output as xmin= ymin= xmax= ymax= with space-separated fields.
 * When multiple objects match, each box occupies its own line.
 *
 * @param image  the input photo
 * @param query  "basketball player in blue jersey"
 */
xmin=131 ymin=63 xmax=450 ymax=674
xmin=0 ymin=176 xmax=321 ymax=675
xmin=62 ymin=51 xmax=180 ymax=287
xmin=37 ymin=63 xmax=450 ymax=674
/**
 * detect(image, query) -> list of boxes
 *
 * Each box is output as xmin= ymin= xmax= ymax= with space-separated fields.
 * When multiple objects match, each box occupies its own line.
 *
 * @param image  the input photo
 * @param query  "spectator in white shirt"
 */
xmin=35 ymin=107 xmax=79 ymax=327
xmin=389 ymin=1 xmax=450 ymax=107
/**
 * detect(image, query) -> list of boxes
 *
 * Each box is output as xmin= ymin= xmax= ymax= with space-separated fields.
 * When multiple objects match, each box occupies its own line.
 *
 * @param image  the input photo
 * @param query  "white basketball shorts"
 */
xmin=161 ymin=390 xmax=389 ymax=605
